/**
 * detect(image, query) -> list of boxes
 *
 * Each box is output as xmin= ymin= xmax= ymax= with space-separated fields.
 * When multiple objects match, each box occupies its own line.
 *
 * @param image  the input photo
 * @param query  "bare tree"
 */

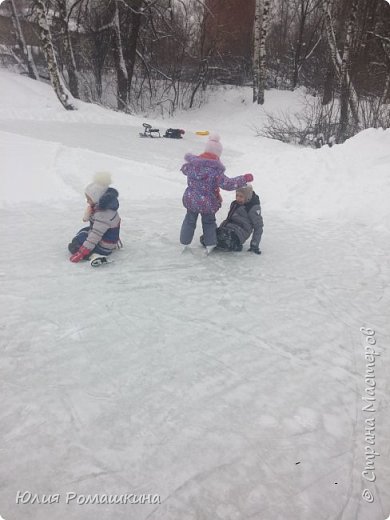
xmin=34 ymin=0 xmax=76 ymax=110
xmin=321 ymin=0 xmax=360 ymax=135
xmin=291 ymin=0 xmax=323 ymax=88
xmin=253 ymin=0 xmax=270 ymax=104
xmin=9 ymin=0 xmax=39 ymax=79
xmin=338 ymin=0 xmax=359 ymax=142
xmin=110 ymin=0 xmax=145 ymax=111
xmin=123 ymin=0 xmax=143 ymax=100
xmin=53 ymin=0 xmax=80 ymax=98
xmin=79 ymin=1 xmax=113 ymax=102
xmin=112 ymin=0 xmax=129 ymax=110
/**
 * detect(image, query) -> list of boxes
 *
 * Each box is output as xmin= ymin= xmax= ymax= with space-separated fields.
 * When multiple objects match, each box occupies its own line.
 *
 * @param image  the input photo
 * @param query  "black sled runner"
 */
xmin=139 ymin=123 xmax=185 ymax=139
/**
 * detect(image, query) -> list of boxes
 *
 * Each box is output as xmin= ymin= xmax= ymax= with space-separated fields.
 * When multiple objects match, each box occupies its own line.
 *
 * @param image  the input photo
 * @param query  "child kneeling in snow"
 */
xmin=68 ymin=172 xmax=121 ymax=263
xmin=213 ymin=184 xmax=263 ymax=254
xmin=180 ymin=133 xmax=253 ymax=253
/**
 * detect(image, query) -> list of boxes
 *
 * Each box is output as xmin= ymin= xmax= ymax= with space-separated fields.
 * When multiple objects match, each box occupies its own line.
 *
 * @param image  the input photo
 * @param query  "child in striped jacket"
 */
xmin=68 ymin=172 xmax=121 ymax=264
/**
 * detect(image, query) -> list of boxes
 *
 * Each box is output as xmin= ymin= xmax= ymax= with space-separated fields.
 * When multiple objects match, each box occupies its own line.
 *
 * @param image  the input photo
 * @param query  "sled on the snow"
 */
xmin=139 ymin=123 xmax=161 ymax=138
xmin=163 ymin=128 xmax=185 ymax=139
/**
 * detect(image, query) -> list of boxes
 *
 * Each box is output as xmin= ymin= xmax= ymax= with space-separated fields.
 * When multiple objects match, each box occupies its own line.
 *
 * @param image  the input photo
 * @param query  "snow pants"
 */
xmin=180 ymin=211 xmax=216 ymax=247
xmin=68 ymin=227 xmax=113 ymax=256
xmin=216 ymin=227 xmax=242 ymax=251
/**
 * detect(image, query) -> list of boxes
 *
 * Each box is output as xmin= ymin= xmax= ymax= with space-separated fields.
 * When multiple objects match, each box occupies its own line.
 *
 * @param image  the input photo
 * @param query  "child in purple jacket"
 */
xmin=179 ymin=134 xmax=253 ymax=254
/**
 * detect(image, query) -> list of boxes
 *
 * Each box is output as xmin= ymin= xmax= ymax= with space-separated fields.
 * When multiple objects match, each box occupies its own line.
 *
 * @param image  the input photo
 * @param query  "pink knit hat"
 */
xmin=204 ymin=133 xmax=223 ymax=158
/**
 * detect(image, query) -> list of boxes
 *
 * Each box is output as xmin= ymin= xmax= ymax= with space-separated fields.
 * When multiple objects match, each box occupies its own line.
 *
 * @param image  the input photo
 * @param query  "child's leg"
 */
xmin=230 ymin=232 xmax=243 ymax=252
xmin=201 ymin=213 xmax=217 ymax=246
xmin=180 ymin=211 xmax=198 ymax=245
xmin=216 ymin=228 xmax=242 ymax=251
xmin=216 ymin=227 xmax=230 ymax=249
xmin=68 ymin=238 xmax=80 ymax=254
xmin=68 ymin=227 xmax=90 ymax=253
xmin=93 ymin=244 xmax=112 ymax=256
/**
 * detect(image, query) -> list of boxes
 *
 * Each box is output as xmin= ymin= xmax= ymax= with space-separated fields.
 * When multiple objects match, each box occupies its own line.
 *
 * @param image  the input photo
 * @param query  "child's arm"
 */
xmin=82 ymin=212 xmax=111 ymax=251
xmin=70 ymin=212 xmax=111 ymax=263
xmin=248 ymin=206 xmax=264 ymax=250
xmin=218 ymin=173 xmax=253 ymax=191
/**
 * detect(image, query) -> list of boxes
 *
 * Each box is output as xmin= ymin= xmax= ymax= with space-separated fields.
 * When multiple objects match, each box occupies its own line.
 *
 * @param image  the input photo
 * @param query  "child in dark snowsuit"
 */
xmin=214 ymin=184 xmax=263 ymax=254
xmin=68 ymin=172 xmax=121 ymax=264
xmin=180 ymin=134 xmax=253 ymax=254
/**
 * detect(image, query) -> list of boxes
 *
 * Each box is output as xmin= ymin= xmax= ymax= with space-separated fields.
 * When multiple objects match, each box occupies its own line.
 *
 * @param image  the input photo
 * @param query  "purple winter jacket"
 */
xmin=181 ymin=153 xmax=248 ymax=214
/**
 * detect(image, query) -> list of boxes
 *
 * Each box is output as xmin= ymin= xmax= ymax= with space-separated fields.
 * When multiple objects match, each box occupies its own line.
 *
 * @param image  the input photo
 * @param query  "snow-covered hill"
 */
xmin=1 ymin=69 xmax=389 ymax=520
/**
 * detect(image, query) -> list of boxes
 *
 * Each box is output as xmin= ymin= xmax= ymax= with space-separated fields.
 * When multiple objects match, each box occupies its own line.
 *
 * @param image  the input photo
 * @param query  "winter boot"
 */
xmin=181 ymin=244 xmax=193 ymax=254
xmin=90 ymin=253 xmax=111 ymax=267
xmin=205 ymin=245 xmax=216 ymax=255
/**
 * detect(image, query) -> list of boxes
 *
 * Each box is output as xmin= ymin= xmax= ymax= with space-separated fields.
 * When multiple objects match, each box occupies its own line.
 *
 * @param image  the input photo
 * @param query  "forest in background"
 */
xmin=0 ymin=0 xmax=389 ymax=144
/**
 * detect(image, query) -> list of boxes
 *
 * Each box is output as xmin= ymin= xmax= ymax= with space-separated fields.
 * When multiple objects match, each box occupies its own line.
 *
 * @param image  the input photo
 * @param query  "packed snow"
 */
xmin=0 ymin=69 xmax=389 ymax=520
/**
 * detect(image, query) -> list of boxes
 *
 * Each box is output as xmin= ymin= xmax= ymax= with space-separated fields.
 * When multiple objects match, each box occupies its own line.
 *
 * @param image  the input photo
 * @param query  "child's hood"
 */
xmin=245 ymin=192 xmax=260 ymax=210
xmin=98 ymin=187 xmax=119 ymax=210
xmin=181 ymin=153 xmax=225 ymax=180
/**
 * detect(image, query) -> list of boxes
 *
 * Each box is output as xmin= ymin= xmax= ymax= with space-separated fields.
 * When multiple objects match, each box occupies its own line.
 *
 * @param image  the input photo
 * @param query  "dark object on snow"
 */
xmin=68 ymin=238 xmax=80 ymax=254
xmin=248 ymin=245 xmax=261 ymax=254
xmin=90 ymin=255 xmax=112 ymax=267
xmin=313 ymin=132 xmax=336 ymax=149
xmin=216 ymin=228 xmax=242 ymax=251
xmin=200 ymin=230 xmax=243 ymax=252
xmin=164 ymin=128 xmax=185 ymax=139
xmin=313 ymin=133 xmax=324 ymax=148
xmin=140 ymin=123 xmax=161 ymax=138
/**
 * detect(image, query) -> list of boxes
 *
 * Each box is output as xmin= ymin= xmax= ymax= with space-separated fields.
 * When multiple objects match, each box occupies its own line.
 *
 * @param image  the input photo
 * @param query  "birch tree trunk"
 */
xmin=34 ymin=0 xmax=75 ymax=110
xmin=253 ymin=0 xmax=270 ymax=105
xmin=292 ymin=0 xmax=307 ymax=89
xmin=10 ymin=0 xmax=39 ymax=80
xmin=253 ymin=0 xmax=262 ymax=102
xmin=56 ymin=0 xmax=80 ymax=98
xmin=338 ymin=0 xmax=358 ymax=142
xmin=321 ymin=0 xmax=360 ymax=134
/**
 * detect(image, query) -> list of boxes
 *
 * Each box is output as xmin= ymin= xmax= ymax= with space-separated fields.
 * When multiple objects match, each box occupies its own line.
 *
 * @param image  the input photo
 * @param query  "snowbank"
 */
xmin=1 ymin=70 xmax=389 ymax=229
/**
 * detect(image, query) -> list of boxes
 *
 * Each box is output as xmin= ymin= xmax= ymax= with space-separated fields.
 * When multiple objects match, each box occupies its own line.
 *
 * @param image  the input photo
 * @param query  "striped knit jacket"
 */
xmin=83 ymin=188 xmax=121 ymax=252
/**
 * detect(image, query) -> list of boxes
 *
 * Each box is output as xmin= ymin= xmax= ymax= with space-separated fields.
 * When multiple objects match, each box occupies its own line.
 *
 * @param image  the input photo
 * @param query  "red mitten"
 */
xmin=70 ymin=246 xmax=91 ymax=263
xmin=244 ymin=173 xmax=254 ymax=183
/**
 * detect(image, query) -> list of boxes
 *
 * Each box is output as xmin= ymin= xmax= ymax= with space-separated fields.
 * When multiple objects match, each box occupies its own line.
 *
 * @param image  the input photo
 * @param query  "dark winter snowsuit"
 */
xmin=217 ymin=192 xmax=263 ymax=250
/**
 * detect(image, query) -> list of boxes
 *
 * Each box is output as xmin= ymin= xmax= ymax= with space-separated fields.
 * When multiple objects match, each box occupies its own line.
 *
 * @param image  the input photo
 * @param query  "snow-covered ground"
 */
xmin=1 ymin=69 xmax=389 ymax=520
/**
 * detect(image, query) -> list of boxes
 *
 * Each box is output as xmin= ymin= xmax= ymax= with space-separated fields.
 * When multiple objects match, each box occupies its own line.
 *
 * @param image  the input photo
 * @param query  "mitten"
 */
xmin=248 ymin=245 xmax=261 ymax=255
xmin=244 ymin=173 xmax=254 ymax=182
xmin=70 ymin=245 xmax=91 ymax=263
